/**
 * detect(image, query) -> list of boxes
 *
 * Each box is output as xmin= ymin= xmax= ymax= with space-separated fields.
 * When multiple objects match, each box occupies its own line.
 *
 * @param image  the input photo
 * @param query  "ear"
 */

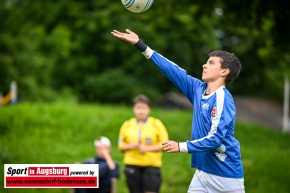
xmin=220 ymin=68 xmax=230 ymax=77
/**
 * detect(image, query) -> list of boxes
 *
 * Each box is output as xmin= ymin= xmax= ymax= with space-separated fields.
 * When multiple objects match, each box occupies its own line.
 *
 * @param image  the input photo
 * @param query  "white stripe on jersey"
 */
xmin=191 ymin=86 xmax=225 ymax=144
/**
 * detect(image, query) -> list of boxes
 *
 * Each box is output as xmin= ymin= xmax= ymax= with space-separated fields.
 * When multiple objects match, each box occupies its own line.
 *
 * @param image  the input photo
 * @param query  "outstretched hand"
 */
xmin=111 ymin=29 xmax=139 ymax=45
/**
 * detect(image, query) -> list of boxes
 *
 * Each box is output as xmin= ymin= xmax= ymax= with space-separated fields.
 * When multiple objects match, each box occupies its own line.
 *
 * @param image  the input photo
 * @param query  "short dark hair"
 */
xmin=133 ymin=94 xmax=151 ymax=107
xmin=209 ymin=50 xmax=241 ymax=85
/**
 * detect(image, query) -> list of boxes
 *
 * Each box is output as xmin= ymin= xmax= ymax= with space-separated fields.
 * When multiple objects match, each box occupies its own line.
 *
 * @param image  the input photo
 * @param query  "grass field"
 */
xmin=1 ymin=102 xmax=290 ymax=193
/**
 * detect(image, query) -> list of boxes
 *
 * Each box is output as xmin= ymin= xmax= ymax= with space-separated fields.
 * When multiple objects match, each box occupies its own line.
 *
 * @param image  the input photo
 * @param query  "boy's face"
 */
xmin=202 ymin=56 xmax=228 ymax=83
xmin=133 ymin=101 xmax=150 ymax=121
xmin=95 ymin=143 xmax=110 ymax=158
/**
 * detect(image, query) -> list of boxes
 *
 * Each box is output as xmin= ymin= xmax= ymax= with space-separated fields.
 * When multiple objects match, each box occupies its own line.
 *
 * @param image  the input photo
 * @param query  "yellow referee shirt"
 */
xmin=118 ymin=116 xmax=169 ymax=167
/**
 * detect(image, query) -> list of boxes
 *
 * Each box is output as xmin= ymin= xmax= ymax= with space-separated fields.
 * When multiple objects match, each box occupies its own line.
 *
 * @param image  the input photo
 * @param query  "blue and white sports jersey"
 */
xmin=142 ymin=48 xmax=244 ymax=178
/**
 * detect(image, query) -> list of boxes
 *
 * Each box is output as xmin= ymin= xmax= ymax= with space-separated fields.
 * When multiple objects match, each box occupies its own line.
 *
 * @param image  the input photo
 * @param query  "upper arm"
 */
xmin=118 ymin=121 xmax=128 ymax=149
xmin=99 ymin=163 xmax=110 ymax=177
xmin=154 ymin=119 xmax=169 ymax=143
xmin=149 ymin=52 xmax=203 ymax=102
xmin=110 ymin=163 xmax=120 ymax=178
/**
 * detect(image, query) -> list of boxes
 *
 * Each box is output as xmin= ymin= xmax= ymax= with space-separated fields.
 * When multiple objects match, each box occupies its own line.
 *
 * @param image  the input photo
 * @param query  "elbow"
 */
xmin=118 ymin=144 xmax=124 ymax=151
xmin=212 ymin=132 xmax=222 ymax=144
xmin=212 ymin=136 xmax=223 ymax=149
xmin=118 ymin=146 xmax=126 ymax=153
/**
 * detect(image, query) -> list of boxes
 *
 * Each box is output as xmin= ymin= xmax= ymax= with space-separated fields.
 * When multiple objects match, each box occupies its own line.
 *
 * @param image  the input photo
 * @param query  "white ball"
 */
xmin=121 ymin=0 xmax=154 ymax=13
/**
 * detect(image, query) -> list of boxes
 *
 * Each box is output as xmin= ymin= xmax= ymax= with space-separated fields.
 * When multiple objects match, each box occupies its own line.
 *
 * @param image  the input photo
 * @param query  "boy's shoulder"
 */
xmin=127 ymin=117 xmax=137 ymax=123
xmin=147 ymin=116 xmax=163 ymax=124
xmin=222 ymin=87 xmax=234 ymax=99
xmin=82 ymin=158 xmax=95 ymax=164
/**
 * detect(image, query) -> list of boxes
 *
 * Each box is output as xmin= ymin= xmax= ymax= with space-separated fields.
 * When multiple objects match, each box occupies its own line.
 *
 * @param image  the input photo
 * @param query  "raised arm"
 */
xmin=111 ymin=29 xmax=203 ymax=101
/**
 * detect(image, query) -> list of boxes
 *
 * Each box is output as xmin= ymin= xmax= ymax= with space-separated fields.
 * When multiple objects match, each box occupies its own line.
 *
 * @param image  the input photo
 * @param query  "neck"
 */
xmin=205 ymin=82 xmax=225 ymax=95
xmin=137 ymin=117 xmax=147 ymax=123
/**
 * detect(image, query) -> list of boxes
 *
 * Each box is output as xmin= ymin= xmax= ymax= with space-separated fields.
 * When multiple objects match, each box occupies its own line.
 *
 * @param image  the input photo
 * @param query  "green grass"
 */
xmin=1 ymin=102 xmax=290 ymax=193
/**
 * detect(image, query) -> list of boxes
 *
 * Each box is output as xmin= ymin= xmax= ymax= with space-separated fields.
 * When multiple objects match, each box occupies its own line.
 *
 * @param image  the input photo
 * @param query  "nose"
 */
xmin=202 ymin=63 xmax=207 ymax=69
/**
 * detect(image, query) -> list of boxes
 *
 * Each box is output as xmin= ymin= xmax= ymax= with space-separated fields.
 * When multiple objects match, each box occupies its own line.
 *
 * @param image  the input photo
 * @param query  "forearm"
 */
xmin=187 ymin=139 xmax=222 ymax=153
xmin=179 ymin=134 xmax=223 ymax=153
xmin=145 ymin=145 xmax=163 ymax=152
xmin=102 ymin=152 xmax=116 ymax=170
xmin=105 ymin=156 xmax=116 ymax=170
xmin=120 ymin=145 xmax=131 ymax=151
xmin=135 ymin=39 xmax=196 ymax=99
xmin=119 ymin=143 xmax=136 ymax=151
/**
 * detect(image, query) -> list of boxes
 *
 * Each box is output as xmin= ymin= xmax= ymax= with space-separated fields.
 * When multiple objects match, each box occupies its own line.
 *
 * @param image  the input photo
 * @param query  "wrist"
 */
xmin=179 ymin=142 xmax=188 ymax=153
xmin=134 ymin=39 xmax=147 ymax=52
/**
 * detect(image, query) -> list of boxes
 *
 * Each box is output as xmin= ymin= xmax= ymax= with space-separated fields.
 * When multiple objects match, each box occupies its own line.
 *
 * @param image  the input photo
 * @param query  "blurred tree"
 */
xmin=213 ymin=0 xmax=290 ymax=99
xmin=0 ymin=0 xmax=288 ymax=104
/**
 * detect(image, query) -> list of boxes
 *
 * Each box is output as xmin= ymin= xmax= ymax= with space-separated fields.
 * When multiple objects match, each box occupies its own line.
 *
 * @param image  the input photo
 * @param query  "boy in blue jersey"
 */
xmin=111 ymin=29 xmax=245 ymax=193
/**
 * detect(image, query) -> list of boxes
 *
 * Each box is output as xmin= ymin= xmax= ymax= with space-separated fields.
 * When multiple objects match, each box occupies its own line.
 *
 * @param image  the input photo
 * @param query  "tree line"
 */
xmin=0 ymin=0 xmax=289 ymax=104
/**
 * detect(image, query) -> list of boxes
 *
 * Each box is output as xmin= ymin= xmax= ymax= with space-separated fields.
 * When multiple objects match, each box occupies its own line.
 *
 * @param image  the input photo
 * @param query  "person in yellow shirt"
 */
xmin=118 ymin=94 xmax=169 ymax=193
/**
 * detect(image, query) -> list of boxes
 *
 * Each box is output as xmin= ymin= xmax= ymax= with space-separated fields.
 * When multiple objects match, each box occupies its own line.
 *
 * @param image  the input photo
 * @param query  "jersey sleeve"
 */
xmin=110 ymin=162 xmax=120 ymax=178
xmin=143 ymin=47 xmax=203 ymax=102
xmin=153 ymin=118 xmax=169 ymax=147
xmin=118 ymin=120 xmax=129 ymax=150
xmin=82 ymin=158 xmax=95 ymax=164
xmin=185 ymin=92 xmax=236 ymax=153
xmin=99 ymin=162 xmax=110 ymax=177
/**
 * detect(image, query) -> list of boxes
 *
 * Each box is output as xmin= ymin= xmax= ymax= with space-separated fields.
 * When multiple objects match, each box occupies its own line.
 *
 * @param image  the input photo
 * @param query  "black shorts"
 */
xmin=124 ymin=165 xmax=161 ymax=193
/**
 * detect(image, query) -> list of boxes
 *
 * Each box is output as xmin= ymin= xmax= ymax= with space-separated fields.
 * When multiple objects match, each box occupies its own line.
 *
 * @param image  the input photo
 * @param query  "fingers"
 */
xmin=111 ymin=30 xmax=123 ymax=38
xmin=111 ymin=30 xmax=124 ymax=38
xmin=162 ymin=140 xmax=179 ymax=153
xmin=111 ymin=29 xmax=135 ymax=37
xmin=101 ymin=150 xmax=110 ymax=158
xmin=111 ymin=29 xmax=129 ymax=36
xmin=126 ymin=29 xmax=133 ymax=34
xmin=138 ymin=145 xmax=145 ymax=153
xmin=111 ymin=29 xmax=139 ymax=45
xmin=162 ymin=140 xmax=169 ymax=145
xmin=112 ymin=29 xmax=131 ymax=34
xmin=162 ymin=141 xmax=170 ymax=150
xmin=112 ymin=29 xmax=120 ymax=33
xmin=130 ymin=142 xmax=137 ymax=149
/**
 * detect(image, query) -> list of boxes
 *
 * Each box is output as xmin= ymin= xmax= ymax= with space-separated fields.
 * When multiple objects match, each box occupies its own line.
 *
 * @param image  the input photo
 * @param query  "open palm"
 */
xmin=111 ymin=29 xmax=139 ymax=45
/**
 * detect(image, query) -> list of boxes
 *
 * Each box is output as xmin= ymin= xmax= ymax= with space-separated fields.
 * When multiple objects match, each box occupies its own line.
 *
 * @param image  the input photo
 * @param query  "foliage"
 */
xmin=0 ymin=0 xmax=289 ymax=104
xmin=1 ymin=103 xmax=290 ymax=193
xmin=214 ymin=0 xmax=290 ymax=98
xmin=82 ymin=68 xmax=160 ymax=103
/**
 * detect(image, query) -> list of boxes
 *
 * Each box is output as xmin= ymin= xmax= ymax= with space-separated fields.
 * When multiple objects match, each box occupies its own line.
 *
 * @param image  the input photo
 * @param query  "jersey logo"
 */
xmin=202 ymin=103 xmax=209 ymax=110
xmin=211 ymin=107 xmax=217 ymax=117
xmin=145 ymin=138 xmax=152 ymax=144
